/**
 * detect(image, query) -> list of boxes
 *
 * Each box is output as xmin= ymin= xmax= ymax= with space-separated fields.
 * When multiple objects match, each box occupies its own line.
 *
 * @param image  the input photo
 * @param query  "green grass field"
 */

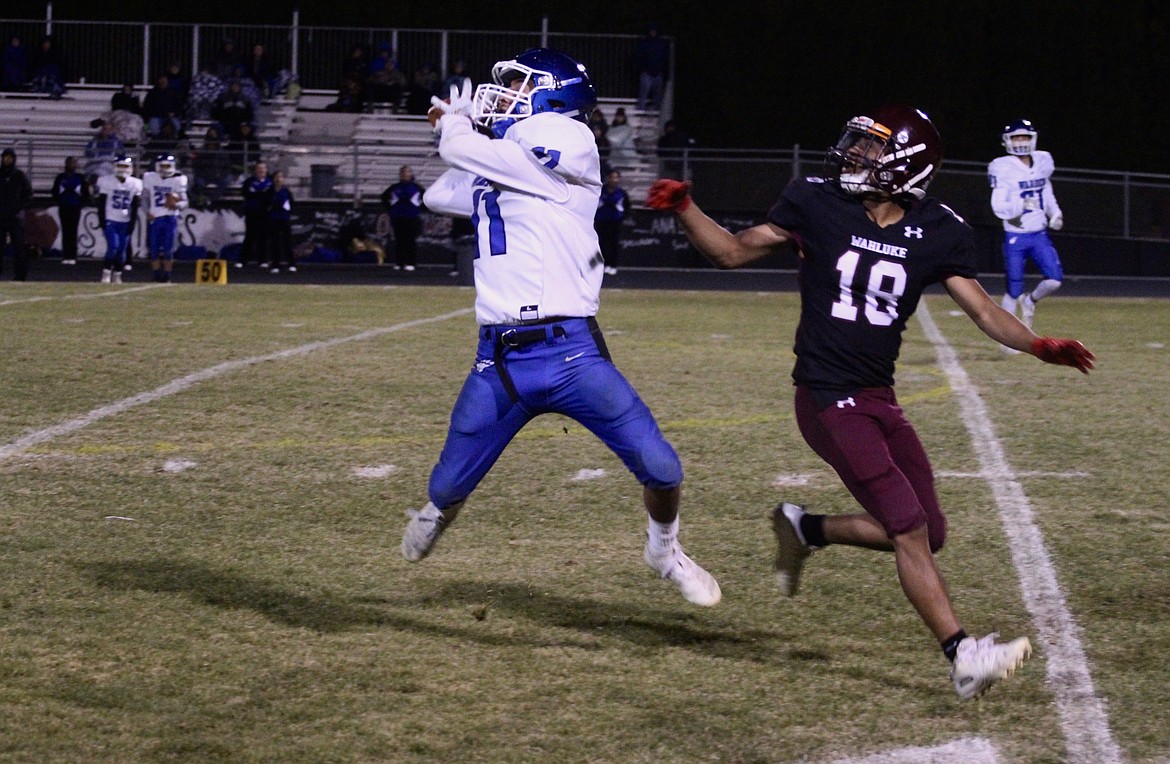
xmin=0 ymin=282 xmax=1166 ymax=763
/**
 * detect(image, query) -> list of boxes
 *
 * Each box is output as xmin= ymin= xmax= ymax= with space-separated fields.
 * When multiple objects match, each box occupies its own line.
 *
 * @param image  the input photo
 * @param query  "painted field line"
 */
xmin=0 ymin=308 xmax=473 ymax=463
xmin=0 ymin=284 xmax=167 ymax=306
xmin=937 ymin=470 xmax=1090 ymax=479
xmin=918 ymin=300 xmax=1123 ymax=764
xmin=831 ymin=736 xmax=1000 ymax=764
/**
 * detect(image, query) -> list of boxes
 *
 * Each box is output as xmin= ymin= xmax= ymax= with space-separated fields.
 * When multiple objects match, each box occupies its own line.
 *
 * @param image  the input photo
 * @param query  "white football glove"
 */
xmin=1048 ymin=214 xmax=1064 ymax=231
xmin=429 ymin=78 xmax=473 ymax=127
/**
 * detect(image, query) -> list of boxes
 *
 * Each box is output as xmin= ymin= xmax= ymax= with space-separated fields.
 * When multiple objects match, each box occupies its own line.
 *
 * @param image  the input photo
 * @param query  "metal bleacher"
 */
xmin=1 ymin=85 xmax=663 ymax=203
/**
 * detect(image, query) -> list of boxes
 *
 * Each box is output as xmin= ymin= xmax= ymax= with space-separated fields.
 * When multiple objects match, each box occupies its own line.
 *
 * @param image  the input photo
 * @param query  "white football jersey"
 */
xmin=424 ymin=112 xmax=603 ymax=326
xmin=988 ymin=151 xmax=1062 ymax=234
xmin=95 ymin=174 xmax=144 ymax=224
xmin=142 ymin=171 xmax=188 ymax=218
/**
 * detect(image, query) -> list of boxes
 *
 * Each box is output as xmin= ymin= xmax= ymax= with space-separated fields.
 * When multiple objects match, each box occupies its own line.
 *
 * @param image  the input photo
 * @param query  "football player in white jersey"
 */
xmin=401 ymin=48 xmax=720 ymax=607
xmin=988 ymin=119 xmax=1065 ymax=346
xmin=142 ymin=154 xmax=188 ymax=282
xmin=94 ymin=155 xmax=143 ymax=283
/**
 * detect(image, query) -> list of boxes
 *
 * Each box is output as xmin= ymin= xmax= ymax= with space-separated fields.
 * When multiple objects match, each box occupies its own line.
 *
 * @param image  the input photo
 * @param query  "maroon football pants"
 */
xmin=794 ymin=385 xmax=947 ymax=551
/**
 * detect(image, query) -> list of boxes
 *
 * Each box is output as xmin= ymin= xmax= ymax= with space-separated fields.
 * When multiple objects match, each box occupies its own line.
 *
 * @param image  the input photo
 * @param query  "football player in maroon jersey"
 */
xmin=648 ymin=105 xmax=1094 ymax=699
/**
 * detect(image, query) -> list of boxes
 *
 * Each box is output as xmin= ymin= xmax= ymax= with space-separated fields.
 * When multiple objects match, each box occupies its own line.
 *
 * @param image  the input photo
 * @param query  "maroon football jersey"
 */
xmin=767 ymin=177 xmax=978 ymax=393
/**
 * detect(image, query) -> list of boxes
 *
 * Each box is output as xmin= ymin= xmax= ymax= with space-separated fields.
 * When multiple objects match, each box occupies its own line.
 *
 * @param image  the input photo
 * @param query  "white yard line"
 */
xmin=0 ymin=284 xmax=168 ymax=306
xmin=831 ymin=736 xmax=1001 ymax=764
xmin=0 ymin=308 xmax=473 ymax=462
xmin=917 ymin=300 xmax=1124 ymax=764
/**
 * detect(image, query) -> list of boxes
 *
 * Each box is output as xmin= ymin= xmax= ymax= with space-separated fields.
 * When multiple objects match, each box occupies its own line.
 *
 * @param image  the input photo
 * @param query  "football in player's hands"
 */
xmin=164 ymin=193 xmax=180 ymax=210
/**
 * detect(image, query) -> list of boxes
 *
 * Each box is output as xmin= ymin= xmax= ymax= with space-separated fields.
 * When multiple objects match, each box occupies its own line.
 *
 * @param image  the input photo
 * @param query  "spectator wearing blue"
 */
xmin=380 ymin=165 xmax=424 ymax=271
xmin=84 ymin=120 xmax=125 ymax=178
xmin=51 ymin=156 xmax=90 ymax=265
xmin=2 ymin=35 xmax=27 ymax=92
xmin=267 ymin=169 xmax=296 ymax=274
xmin=239 ymin=159 xmax=272 ymax=268
xmin=30 ymin=35 xmax=65 ymax=98
xmin=595 ymin=169 xmax=629 ymax=276
xmin=634 ymin=23 xmax=669 ymax=112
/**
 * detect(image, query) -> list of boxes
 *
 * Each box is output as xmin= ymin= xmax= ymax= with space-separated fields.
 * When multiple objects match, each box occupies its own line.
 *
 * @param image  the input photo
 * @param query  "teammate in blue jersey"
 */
xmin=142 ymin=154 xmax=188 ymax=282
xmin=94 ymin=155 xmax=143 ymax=284
xmin=400 ymin=48 xmax=720 ymax=608
xmin=649 ymin=105 xmax=1095 ymax=697
xmin=989 ymin=119 xmax=1065 ymax=347
xmin=51 ymin=156 xmax=90 ymax=266
xmin=380 ymin=165 xmax=425 ymax=271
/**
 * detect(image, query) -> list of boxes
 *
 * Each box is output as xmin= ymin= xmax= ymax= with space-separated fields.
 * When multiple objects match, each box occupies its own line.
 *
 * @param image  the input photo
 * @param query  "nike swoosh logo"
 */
xmin=564 ymin=352 xmax=586 ymax=362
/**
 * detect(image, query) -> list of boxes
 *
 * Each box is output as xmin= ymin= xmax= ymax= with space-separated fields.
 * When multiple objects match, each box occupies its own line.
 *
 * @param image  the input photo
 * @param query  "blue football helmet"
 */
xmin=472 ymin=48 xmax=597 ymax=129
xmin=1002 ymin=119 xmax=1037 ymax=156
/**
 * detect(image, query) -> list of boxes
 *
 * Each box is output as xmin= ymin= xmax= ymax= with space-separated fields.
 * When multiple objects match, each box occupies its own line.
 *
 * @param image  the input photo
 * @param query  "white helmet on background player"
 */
xmin=1002 ymin=119 xmax=1038 ymax=156
xmin=113 ymin=155 xmax=133 ymax=179
xmin=155 ymin=154 xmax=177 ymax=178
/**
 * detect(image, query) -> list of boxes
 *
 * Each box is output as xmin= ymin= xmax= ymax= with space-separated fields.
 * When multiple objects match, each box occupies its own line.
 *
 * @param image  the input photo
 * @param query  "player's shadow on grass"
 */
xmin=81 ymin=558 xmax=830 ymax=666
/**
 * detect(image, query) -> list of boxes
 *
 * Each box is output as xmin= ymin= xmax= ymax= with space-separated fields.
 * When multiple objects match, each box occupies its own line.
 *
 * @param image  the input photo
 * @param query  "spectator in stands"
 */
xmin=30 ymin=35 xmax=65 ymax=98
xmin=84 ymin=120 xmax=125 ymax=177
xmin=145 ymin=120 xmax=189 ymax=160
xmin=0 ymin=147 xmax=33 ymax=281
xmin=595 ymin=169 xmax=629 ymax=276
xmin=441 ymin=60 xmax=471 ymax=95
xmin=325 ymin=74 xmax=365 ymax=113
xmin=110 ymin=82 xmax=142 ymax=115
xmin=380 ymin=165 xmax=425 ymax=271
xmin=588 ymin=108 xmax=609 ymax=134
xmin=212 ymin=79 xmax=255 ymax=140
xmin=239 ymin=159 xmax=273 ymax=268
xmin=245 ymin=42 xmax=274 ymax=97
xmin=186 ymin=65 xmax=225 ymax=120
xmin=656 ymin=119 xmax=695 ymax=180
xmin=3 ymin=35 xmax=28 ymax=92
xmin=365 ymin=42 xmax=405 ymax=108
xmin=607 ymin=107 xmax=638 ymax=168
xmin=51 ymin=156 xmax=90 ymax=266
xmin=211 ymin=39 xmax=241 ymax=81
xmin=142 ymin=73 xmax=184 ymax=137
xmin=342 ymin=45 xmax=369 ymax=82
xmin=165 ymin=61 xmax=188 ymax=105
xmin=268 ymin=170 xmax=296 ymax=274
xmin=231 ymin=121 xmax=262 ymax=174
xmin=191 ymin=124 xmax=233 ymax=203
xmin=404 ymin=64 xmax=440 ymax=115
xmin=634 ymin=23 xmax=669 ymax=111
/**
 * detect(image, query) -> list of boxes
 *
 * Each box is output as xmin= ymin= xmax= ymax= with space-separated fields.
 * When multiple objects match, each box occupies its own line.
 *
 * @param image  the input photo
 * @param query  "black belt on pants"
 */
xmin=484 ymin=317 xmax=599 ymax=403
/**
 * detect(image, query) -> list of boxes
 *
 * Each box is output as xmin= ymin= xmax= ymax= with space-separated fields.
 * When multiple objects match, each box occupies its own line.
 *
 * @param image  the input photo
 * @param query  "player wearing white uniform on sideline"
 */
xmin=400 ymin=48 xmax=720 ymax=607
xmin=988 ymin=119 xmax=1065 ymax=350
xmin=142 ymin=154 xmax=188 ymax=283
xmin=94 ymin=156 xmax=143 ymax=284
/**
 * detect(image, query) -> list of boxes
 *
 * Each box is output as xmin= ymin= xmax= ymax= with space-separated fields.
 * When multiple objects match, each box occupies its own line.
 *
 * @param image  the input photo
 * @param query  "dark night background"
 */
xmin=7 ymin=0 xmax=1170 ymax=174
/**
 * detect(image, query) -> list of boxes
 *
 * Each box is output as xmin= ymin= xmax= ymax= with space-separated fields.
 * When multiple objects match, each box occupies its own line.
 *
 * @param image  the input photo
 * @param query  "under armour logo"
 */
xmin=836 ymin=397 xmax=856 ymax=408
xmin=904 ymin=226 xmax=924 ymax=239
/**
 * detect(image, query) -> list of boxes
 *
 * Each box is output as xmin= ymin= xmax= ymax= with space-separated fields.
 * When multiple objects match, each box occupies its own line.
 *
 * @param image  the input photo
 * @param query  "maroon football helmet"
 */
xmin=824 ymin=105 xmax=943 ymax=200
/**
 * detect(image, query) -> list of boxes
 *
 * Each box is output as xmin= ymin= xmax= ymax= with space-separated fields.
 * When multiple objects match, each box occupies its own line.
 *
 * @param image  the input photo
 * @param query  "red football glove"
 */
xmin=1031 ymin=337 xmax=1095 ymax=374
xmin=646 ymin=179 xmax=693 ymax=213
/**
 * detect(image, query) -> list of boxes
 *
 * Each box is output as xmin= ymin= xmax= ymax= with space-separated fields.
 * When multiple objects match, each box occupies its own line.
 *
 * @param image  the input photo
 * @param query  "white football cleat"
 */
xmin=771 ymin=502 xmax=815 ymax=596
xmin=111 ymin=271 xmax=122 ymax=284
xmin=951 ymin=633 xmax=1032 ymax=700
xmin=401 ymin=501 xmax=462 ymax=562
xmin=100 ymin=268 xmax=111 ymax=283
xmin=644 ymin=540 xmax=721 ymax=607
xmin=1020 ymin=293 xmax=1036 ymax=330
